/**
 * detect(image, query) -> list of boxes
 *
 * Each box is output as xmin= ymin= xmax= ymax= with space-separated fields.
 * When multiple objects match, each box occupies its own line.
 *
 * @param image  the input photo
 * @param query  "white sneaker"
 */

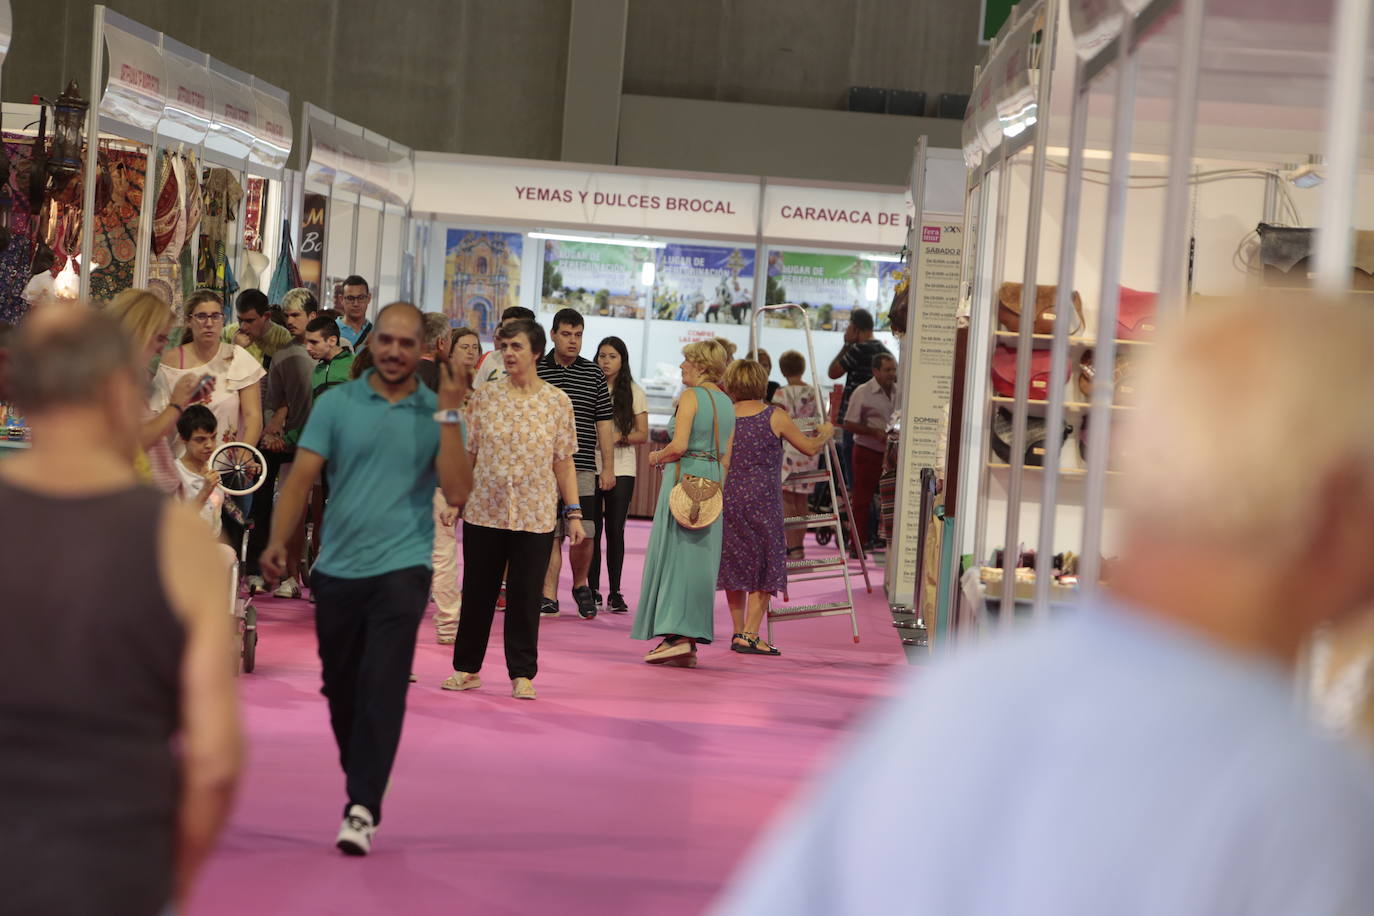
xmin=247 ymin=575 xmax=266 ymax=595
xmin=274 ymin=577 xmax=301 ymax=599
xmin=336 ymin=804 xmax=375 ymax=856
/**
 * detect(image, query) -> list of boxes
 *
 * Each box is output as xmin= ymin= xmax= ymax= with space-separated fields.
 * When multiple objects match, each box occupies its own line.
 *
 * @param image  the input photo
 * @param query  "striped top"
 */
xmin=537 ymin=352 xmax=613 ymax=473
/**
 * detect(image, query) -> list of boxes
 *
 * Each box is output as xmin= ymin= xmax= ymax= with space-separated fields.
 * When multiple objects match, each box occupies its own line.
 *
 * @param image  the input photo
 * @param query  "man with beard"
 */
xmin=261 ymin=301 xmax=472 ymax=856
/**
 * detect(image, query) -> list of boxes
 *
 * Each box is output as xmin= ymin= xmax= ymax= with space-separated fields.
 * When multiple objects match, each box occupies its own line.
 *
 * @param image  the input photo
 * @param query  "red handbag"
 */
xmin=991 ymin=346 xmax=1070 ymax=400
xmin=1116 ymin=286 xmax=1158 ymax=340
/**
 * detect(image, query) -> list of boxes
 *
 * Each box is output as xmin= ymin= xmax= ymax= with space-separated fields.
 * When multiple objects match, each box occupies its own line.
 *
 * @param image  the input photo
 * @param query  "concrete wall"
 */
xmin=5 ymin=0 xmax=572 ymax=159
xmin=617 ymin=94 xmax=961 ymax=186
xmin=3 ymin=0 xmax=979 ymax=183
xmin=623 ymin=0 xmax=982 ymax=110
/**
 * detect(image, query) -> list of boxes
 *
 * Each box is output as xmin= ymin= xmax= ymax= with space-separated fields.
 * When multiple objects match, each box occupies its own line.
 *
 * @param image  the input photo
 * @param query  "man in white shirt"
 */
xmin=841 ymin=352 xmax=896 ymax=552
xmin=718 ymin=299 xmax=1374 ymax=916
xmin=729 ymin=278 xmax=752 ymax=324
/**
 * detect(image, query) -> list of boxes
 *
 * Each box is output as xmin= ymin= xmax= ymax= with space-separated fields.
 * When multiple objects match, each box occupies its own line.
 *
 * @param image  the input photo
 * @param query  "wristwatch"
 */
xmin=432 ymin=409 xmax=465 ymax=425
xmin=562 ymin=503 xmax=583 ymax=519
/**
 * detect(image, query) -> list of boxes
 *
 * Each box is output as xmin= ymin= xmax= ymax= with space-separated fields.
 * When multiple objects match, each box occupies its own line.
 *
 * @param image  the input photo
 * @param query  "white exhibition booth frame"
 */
xmin=410 ymin=151 xmax=967 ymax=383
xmin=76 ymin=5 xmax=293 ymax=303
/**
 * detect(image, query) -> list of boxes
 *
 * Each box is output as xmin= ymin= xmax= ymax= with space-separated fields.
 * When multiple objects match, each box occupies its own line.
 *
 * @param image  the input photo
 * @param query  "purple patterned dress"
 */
xmin=717 ymin=406 xmax=788 ymax=595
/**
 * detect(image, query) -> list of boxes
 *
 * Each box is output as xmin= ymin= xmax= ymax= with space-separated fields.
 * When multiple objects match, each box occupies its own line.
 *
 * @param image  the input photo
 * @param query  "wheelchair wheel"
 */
xmin=241 ymin=603 xmax=258 ymax=673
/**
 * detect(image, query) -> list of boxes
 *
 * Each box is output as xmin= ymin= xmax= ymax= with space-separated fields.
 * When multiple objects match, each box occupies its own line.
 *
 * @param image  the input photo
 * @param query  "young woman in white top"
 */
xmin=153 ymin=290 xmax=264 ymax=449
xmin=589 ymin=336 xmax=648 ymax=614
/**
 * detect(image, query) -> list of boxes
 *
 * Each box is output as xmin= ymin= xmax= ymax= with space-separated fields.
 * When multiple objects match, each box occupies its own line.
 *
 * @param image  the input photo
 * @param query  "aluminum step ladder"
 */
xmin=750 ymin=303 xmax=870 ymax=645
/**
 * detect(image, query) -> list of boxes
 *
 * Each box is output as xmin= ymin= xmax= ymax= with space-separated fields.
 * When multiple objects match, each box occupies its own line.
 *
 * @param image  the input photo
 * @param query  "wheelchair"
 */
xmin=211 ymin=442 xmax=268 ymax=674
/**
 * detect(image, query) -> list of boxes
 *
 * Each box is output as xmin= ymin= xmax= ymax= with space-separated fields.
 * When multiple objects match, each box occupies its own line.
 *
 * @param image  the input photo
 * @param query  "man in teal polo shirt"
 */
xmin=261 ymin=301 xmax=471 ymax=858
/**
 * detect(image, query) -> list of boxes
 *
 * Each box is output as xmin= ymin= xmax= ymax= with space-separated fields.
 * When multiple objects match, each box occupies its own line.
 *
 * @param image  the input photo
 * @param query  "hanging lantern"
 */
xmin=47 ymin=80 xmax=88 ymax=186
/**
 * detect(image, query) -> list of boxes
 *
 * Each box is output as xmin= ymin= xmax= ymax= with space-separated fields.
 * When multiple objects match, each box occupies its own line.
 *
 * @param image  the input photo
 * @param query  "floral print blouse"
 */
xmin=464 ymin=378 xmax=578 ymax=534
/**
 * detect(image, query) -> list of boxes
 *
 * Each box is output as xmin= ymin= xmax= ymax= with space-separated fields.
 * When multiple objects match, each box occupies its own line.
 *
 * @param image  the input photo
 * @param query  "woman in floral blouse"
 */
xmin=772 ymin=349 xmax=823 ymax=558
xmin=442 ymin=319 xmax=584 ymax=701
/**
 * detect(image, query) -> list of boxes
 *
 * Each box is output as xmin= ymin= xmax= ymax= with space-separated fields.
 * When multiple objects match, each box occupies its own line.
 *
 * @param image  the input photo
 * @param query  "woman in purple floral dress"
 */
xmin=717 ymin=360 xmax=834 ymax=656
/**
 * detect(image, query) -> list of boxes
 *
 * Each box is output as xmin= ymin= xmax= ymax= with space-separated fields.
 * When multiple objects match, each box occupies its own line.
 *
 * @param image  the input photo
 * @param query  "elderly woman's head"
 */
xmin=723 ymin=359 xmax=769 ymax=403
xmin=680 ymin=339 xmax=729 ymax=388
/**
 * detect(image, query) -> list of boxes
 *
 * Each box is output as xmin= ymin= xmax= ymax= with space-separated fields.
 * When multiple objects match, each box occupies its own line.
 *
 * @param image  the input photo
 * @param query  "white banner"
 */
xmin=413 ymin=154 xmax=760 ymax=238
xmin=205 ymin=61 xmax=258 ymax=164
xmin=760 ymin=182 xmax=908 ymax=249
xmin=309 ymin=116 xmax=413 ymax=207
xmin=100 ymin=16 xmax=165 ymax=136
xmin=250 ymin=80 xmax=292 ymax=175
xmin=159 ymin=38 xmax=211 ymax=145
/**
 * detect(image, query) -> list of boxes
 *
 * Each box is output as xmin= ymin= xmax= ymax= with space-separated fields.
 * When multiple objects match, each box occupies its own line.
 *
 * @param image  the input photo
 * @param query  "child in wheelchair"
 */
xmin=174 ymin=405 xmax=230 ymax=537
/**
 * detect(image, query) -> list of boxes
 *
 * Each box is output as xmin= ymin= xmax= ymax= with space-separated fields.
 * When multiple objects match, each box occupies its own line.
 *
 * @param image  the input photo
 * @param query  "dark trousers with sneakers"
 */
xmin=850 ymin=444 xmax=884 ymax=551
xmin=454 ymin=522 xmax=554 ymax=680
xmin=589 ymin=475 xmax=635 ymax=596
xmin=246 ymin=449 xmax=291 ymax=576
xmin=312 ymin=564 xmax=429 ymax=825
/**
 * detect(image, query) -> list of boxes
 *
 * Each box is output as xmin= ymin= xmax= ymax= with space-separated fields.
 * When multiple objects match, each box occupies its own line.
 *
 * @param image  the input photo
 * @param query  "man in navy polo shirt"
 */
xmin=261 ymin=301 xmax=472 ymax=857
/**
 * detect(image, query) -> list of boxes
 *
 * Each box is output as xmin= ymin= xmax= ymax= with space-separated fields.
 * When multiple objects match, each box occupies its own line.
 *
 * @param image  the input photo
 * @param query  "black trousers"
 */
xmin=731 ymin=301 xmax=752 ymax=323
xmin=589 ymin=475 xmax=636 ymax=595
xmin=245 ymin=449 xmax=291 ymax=576
xmin=312 ymin=564 xmax=429 ymax=824
xmin=454 ymin=522 xmax=554 ymax=680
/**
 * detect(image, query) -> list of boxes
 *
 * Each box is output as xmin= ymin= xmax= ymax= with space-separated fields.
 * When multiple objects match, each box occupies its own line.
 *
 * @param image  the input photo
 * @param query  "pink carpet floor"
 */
xmin=191 ymin=520 xmax=909 ymax=915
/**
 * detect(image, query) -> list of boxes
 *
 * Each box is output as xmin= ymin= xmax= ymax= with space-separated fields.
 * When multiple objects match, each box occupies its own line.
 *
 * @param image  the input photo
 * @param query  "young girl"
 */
xmin=590 ymin=336 xmax=648 ymax=614
xmin=718 ymin=359 xmax=833 ymax=656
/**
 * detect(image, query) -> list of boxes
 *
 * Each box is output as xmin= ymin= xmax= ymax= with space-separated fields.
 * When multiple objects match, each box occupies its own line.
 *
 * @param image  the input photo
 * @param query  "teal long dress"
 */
xmin=632 ymin=386 xmax=735 ymax=644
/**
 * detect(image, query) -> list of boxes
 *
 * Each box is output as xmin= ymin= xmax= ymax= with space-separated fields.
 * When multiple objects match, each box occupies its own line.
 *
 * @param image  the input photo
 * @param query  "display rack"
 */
xmin=943 ymin=0 xmax=1374 ymax=636
xmin=76 ymin=6 xmax=292 ymax=307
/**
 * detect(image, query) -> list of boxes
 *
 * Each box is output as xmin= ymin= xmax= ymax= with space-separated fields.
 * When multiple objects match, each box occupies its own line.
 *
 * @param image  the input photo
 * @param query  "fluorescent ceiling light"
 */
xmin=861 ymin=253 xmax=903 ymax=263
xmin=528 ymin=232 xmax=667 ymax=249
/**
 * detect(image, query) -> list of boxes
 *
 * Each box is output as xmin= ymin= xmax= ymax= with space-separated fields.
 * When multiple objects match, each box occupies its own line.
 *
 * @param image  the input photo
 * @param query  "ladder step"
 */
xmin=786 ymin=556 xmax=848 ymax=571
xmin=769 ymin=601 xmax=854 ymax=619
xmin=784 ymin=470 xmax=832 ymax=486
xmin=784 ymin=513 xmax=838 ymax=529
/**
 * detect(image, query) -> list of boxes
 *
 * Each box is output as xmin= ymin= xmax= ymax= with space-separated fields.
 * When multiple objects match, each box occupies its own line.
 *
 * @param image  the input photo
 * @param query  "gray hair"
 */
xmin=10 ymin=308 xmax=138 ymax=411
xmin=422 ymin=312 xmax=450 ymax=350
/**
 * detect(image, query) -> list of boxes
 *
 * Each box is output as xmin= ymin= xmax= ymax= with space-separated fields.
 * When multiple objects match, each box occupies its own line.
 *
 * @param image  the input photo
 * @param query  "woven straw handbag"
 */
xmin=668 ymin=390 xmax=724 ymax=529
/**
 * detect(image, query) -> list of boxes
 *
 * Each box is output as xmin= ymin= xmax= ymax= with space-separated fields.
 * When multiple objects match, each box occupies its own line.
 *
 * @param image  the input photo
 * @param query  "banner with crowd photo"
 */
xmin=653 ymin=243 xmax=756 ymax=324
xmin=443 ymin=228 xmax=523 ymax=339
xmin=764 ymin=250 xmax=876 ymax=331
xmin=541 ymin=240 xmax=652 ymax=319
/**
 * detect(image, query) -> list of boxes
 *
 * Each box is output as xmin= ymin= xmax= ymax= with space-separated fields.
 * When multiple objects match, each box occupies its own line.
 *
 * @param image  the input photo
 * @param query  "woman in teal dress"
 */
xmin=632 ymin=339 xmax=736 ymax=668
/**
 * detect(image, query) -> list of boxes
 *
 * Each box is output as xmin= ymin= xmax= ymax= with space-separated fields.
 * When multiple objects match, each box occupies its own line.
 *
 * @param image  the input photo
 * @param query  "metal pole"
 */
xmin=375 ymin=200 xmax=387 ymax=302
xmin=1154 ymin=0 xmax=1205 ymax=318
xmin=970 ymin=163 xmax=1012 ymax=583
xmin=751 ymin=176 xmax=767 ymax=355
xmin=1032 ymin=67 xmax=1089 ymax=619
xmin=889 ymin=136 xmax=929 ymax=607
xmin=350 ymin=191 xmax=363 ymax=313
xmin=132 ymin=128 xmax=161 ymax=288
xmin=1079 ymin=3 xmax=1141 ymax=599
xmin=78 ymin=5 xmax=107 ymax=301
xmin=1314 ymin=0 xmax=1372 ymax=294
xmin=1000 ymin=0 xmax=1061 ymax=626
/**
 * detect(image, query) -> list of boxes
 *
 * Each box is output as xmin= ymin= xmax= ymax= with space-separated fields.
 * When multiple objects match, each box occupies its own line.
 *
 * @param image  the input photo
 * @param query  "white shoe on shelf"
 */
xmin=336 ymin=804 xmax=376 ymax=856
xmin=247 ymin=575 xmax=266 ymax=595
xmin=273 ymin=577 xmax=302 ymax=599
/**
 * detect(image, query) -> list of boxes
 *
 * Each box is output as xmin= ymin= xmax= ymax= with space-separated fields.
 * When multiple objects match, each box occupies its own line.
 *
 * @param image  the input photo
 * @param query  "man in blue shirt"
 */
xmin=261 ymin=301 xmax=471 ymax=858
xmin=719 ymin=300 xmax=1374 ymax=915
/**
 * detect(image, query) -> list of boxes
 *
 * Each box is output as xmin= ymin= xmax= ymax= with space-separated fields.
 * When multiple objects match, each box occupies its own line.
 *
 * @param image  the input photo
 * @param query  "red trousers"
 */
xmin=850 ymin=444 xmax=884 ymax=548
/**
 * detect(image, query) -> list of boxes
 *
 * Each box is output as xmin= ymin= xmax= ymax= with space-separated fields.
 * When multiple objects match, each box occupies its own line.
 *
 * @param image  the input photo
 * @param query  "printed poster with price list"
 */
xmin=888 ymin=219 xmax=965 ymax=608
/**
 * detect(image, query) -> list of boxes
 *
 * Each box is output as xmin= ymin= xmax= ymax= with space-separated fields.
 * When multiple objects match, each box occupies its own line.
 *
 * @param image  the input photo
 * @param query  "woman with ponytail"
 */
xmin=589 ymin=336 xmax=648 ymax=614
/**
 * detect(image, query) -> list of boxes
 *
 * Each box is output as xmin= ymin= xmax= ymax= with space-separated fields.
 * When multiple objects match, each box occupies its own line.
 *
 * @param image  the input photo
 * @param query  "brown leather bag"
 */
xmin=997 ymin=282 xmax=1085 ymax=335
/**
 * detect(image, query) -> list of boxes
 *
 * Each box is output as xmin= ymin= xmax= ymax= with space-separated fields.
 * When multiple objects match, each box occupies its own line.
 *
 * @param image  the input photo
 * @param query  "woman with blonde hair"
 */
xmin=105 ymin=289 xmax=201 ymax=491
xmin=631 ymin=338 xmax=736 ymax=668
xmin=718 ymin=359 xmax=833 ymax=656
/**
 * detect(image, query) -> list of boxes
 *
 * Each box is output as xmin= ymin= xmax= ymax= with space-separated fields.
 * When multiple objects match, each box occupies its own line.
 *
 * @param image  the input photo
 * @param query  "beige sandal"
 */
xmin=511 ymin=677 xmax=537 ymax=700
xmin=441 ymin=671 xmax=482 ymax=691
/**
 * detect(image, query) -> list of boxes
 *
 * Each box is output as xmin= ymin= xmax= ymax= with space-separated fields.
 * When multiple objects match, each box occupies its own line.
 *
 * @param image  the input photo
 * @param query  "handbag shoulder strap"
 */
xmin=706 ymin=387 xmax=721 ymax=459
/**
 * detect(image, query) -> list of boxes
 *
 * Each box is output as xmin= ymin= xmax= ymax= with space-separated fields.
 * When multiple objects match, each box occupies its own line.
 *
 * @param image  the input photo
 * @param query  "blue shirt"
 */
xmin=338 ymin=319 xmax=372 ymax=350
xmin=297 ymin=370 xmax=439 ymax=579
xmin=717 ymin=603 xmax=1374 ymax=916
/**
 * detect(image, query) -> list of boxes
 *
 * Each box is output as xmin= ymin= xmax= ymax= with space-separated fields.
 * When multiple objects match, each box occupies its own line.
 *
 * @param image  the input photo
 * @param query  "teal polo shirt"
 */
xmin=298 ymin=370 xmax=440 ymax=579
